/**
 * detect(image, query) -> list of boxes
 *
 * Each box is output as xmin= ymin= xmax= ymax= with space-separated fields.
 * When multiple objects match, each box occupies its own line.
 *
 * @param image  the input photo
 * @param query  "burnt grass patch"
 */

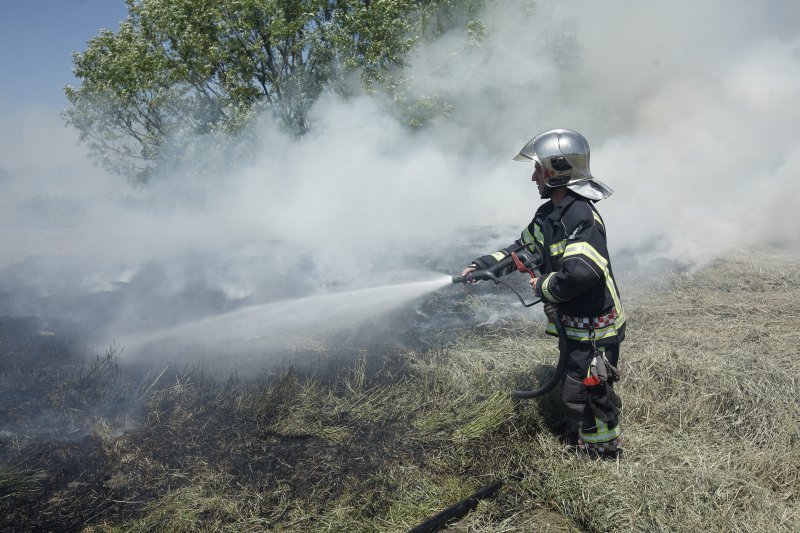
xmin=1 ymin=327 xmax=508 ymax=531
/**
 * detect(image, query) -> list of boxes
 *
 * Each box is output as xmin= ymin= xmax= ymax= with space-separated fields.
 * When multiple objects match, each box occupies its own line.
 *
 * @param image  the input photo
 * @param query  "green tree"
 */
xmin=64 ymin=0 xmax=458 ymax=185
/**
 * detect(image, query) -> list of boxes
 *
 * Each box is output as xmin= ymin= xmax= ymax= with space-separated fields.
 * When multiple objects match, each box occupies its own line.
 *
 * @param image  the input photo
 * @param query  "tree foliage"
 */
xmin=65 ymin=0 xmax=462 ymax=184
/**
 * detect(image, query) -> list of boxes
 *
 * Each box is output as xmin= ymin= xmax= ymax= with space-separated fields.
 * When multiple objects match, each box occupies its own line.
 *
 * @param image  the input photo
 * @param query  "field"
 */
xmin=1 ymin=252 xmax=798 ymax=531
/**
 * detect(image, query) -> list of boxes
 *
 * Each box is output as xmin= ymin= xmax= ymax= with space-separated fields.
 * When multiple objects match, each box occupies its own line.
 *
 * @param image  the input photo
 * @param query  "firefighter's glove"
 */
xmin=543 ymin=303 xmax=559 ymax=322
xmin=459 ymin=264 xmax=478 ymax=284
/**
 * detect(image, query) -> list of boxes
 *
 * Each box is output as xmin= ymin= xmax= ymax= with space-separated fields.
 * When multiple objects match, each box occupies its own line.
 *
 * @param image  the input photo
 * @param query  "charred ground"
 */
xmin=1 ymin=252 xmax=799 ymax=531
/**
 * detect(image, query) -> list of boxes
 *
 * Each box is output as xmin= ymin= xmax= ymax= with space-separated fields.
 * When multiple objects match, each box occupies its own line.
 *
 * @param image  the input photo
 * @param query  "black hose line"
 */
xmin=452 ymin=270 xmax=541 ymax=308
xmin=486 ymin=273 xmax=540 ymax=308
xmin=408 ymin=472 xmax=527 ymax=533
xmin=451 ymin=257 xmax=570 ymax=398
xmin=407 ymin=480 xmax=504 ymax=533
xmin=511 ymin=313 xmax=569 ymax=399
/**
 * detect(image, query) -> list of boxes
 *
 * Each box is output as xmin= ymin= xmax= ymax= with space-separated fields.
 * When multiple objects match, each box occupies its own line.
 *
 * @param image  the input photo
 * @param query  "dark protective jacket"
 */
xmin=472 ymin=191 xmax=625 ymax=345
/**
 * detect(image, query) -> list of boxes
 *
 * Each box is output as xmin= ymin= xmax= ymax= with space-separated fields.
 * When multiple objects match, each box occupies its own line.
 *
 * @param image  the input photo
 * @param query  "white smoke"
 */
xmin=1 ymin=0 xmax=799 ymax=358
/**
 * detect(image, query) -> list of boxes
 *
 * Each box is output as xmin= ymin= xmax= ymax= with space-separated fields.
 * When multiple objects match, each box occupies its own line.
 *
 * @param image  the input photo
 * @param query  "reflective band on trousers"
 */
xmin=580 ymin=418 xmax=621 ymax=443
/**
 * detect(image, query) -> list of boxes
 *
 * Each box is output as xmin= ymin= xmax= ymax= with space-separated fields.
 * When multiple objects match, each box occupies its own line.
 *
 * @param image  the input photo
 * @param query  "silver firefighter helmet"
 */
xmin=513 ymin=129 xmax=613 ymax=201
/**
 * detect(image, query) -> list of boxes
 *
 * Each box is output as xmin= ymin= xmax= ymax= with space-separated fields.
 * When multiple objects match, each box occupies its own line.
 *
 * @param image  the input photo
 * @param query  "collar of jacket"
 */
xmin=547 ymin=190 xmax=583 ymax=221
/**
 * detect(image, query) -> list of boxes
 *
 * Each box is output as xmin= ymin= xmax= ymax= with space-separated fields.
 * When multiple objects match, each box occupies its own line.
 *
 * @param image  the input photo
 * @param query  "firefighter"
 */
xmin=460 ymin=129 xmax=625 ymax=456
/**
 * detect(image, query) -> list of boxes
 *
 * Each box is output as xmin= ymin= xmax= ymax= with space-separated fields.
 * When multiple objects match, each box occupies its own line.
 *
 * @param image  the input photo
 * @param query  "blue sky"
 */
xmin=0 ymin=0 xmax=128 ymax=113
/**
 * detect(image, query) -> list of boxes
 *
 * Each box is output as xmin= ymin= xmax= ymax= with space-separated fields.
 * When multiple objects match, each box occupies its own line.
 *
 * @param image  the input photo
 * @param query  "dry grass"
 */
xmin=1 ymin=252 xmax=798 ymax=531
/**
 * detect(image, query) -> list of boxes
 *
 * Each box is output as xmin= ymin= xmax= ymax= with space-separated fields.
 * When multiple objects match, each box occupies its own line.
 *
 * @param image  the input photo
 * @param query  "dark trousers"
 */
xmin=561 ymin=342 xmax=621 ymax=435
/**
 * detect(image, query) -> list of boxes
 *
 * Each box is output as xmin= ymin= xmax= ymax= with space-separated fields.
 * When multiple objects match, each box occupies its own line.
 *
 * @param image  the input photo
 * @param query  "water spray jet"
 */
xmin=120 ymin=273 xmax=454 ymax=372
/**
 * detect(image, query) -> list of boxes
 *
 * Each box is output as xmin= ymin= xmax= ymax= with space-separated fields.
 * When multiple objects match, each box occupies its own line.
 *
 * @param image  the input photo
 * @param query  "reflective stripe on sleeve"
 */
xmin=490 ymin=251 xmax=506 ymax=262
xmin=522 ymin=227 xmax=534 ymax=243
xmin=522 ymin=228 xmax=535 ymax=252
xmin=549 ymin=240 xmax=566 ymax=256
xmin=540 ymin=272 xmax=563 ymax=302
xmin=591 ymin=210 xmax=604 ymax=229
xmin=533 ymin=223 xmax=544 ymax=245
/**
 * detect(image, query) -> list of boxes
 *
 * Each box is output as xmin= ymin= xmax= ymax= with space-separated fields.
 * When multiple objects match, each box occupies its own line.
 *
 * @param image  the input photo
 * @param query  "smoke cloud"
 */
xmin=1 ymin=0 xmax=799 ymax=370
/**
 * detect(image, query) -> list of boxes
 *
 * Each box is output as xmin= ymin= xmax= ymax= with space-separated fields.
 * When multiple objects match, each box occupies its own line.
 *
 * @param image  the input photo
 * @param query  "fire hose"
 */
xmin=408 ymin=473 xmax=525 ymax=533
xmin=451 ymin=245 xmax=569 ymax=399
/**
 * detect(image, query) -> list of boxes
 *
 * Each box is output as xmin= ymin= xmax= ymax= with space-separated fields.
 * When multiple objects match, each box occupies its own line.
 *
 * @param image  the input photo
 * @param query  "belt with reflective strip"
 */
xmin=560 ymin=308 xmax=619 ymax=329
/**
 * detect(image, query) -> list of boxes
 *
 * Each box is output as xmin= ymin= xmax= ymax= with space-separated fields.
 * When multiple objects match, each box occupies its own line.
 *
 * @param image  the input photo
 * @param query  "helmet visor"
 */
xmin=513 ymin=137 xmax=538 ymax=162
